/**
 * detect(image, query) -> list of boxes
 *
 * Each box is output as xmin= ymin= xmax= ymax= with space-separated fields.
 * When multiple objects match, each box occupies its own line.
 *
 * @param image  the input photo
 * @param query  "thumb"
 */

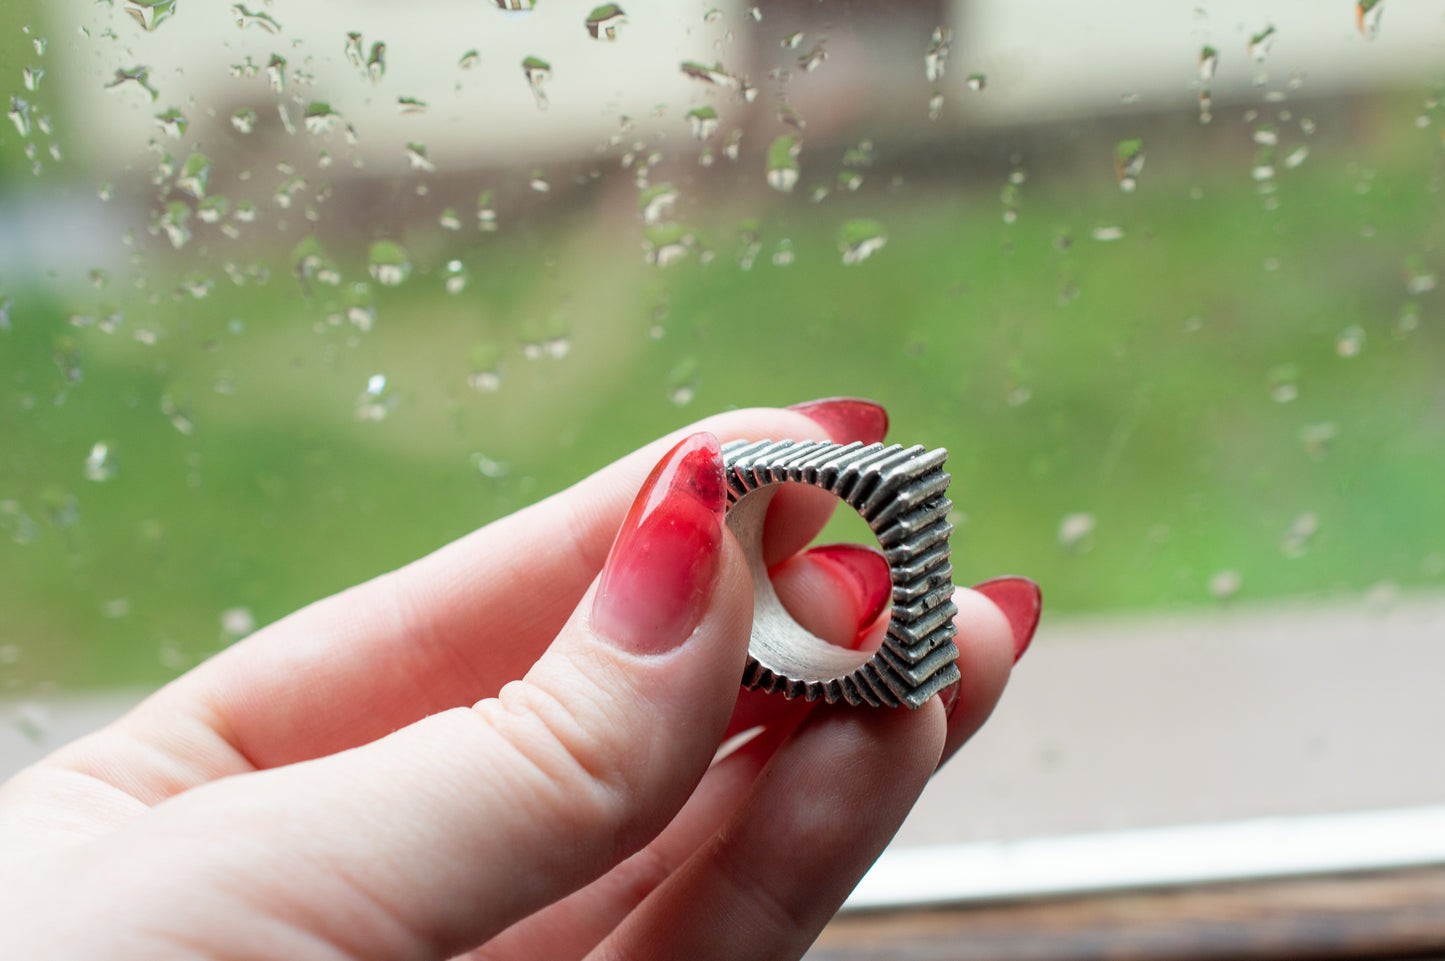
xmin=97 ymin=433 xmax=755 ymax=960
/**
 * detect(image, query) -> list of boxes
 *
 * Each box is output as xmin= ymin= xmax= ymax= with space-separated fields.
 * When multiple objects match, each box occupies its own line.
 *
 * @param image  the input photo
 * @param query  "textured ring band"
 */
xmin=721 ymin=438 xmax=960 ymax=710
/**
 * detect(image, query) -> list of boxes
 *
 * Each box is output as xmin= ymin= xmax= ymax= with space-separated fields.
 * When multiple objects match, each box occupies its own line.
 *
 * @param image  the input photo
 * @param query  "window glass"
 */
xmin=2 ymin=0 xmax=1442 ymax=834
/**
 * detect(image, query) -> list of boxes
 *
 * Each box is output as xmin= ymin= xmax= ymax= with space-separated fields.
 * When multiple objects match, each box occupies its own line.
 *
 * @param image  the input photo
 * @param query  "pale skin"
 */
xmin=0 ymin=407 xmax=1016 ymax=960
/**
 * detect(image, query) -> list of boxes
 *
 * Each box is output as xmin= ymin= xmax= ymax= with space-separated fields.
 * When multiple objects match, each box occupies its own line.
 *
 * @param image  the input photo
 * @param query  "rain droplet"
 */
xmin=838 ymin=219 xmax=887 ymax=265
xmin=639 ymin=183 xmax=679 ymax=225
xmin=1284 ymin=144 xmax=1309 ymax=168
xmin=221 ymin=606 xmax=257 ymax=637
xmin=723 ymin=128 xmax=742 ymax=161
xmin=1253 ymin=124 xmax=1279 ymax=146
xmin=158 ymin=200 xmax=192 ymax=248
xmin=459 ymin=49 xmax=481 ymax=70
xmin=33 ymin=37 xmax=46 ymax=56
xmin=777 ymin=102 xmax=804 ymax=130
xmin=266 ymin=54 xmax=287 ymax=93
xmin=1091 ymin=225 xmax=1125 ymax=242
xmin=0 ymin=500 xmax=38 ymax=544
xmin=405 ymin=142 xmax=437 ymax=172
xmin=928 ymin=89 xmax=944 ymax=121
xmin=687 ymin=105 xmax=719 ymax=140
xmin=530 ymin=169 xmax=550 ymax=192
xmin=586 ymin=4 xmax=626 ymax=40
xmin=837 ymin=170 xmax=862 ymax=192
xmin=22 ymin=66 xmax=43 ymax=92
xmin=680 ymin=60 xmax=737 ymax=88
xmin=1209 ymin=570 xmax=1242 ymax=600
xmin=704 ymin=8 xmax=722 ymax=24
xmin=105 ymin=65 xmax=159 ymax=101
xmin=1335 ymin=325 xmax=1365 ymax=357
xmin=797 ymin=43 xmax=826 ymax=73
xmin=477 ymin=190 xmax=498 ymax=231
xmin=471 ymin=452 xmax=510 ymax=479
xmin=1198 ymin=45 xmax=1218 ymax=82
xmin=523 ymin=56 xmax=552 ymax=109
xmin=84 ymin=442 xmax=117 ymax=482
xmin=124 ymin=0 xmax=177 ymax=31
xmin=966 ymin=73 xmax=986 ymax=92
xmin=438 ymin=207 xmax=461 ymax=230
xmin=233 ymin=200 xmax=258 ymax=223
xmin=748 ymin=5 xmax=760 ymax=21
xmin=1248 ymin=24 xmax=1276 ymax=62
xmin=495 ymin=0 xmax=535 ymax=12
xmin=338 ymin=30 xmax=364 ymax=67
xmin=176 ymin=152 xmax=211 ymax=199
xmin=771 ymin=238 xmax=794 ymax=267
xmin=365 ymin=42 xmax=387 ymax=83
xmin=302 ymin=101 xmax=338 ymax=135
xmin=397 ymin=95 xmax=428 ymax=115
xmin=1300 ymin=422 xmax=1337 ymax=460
xmin=1115 ymin=138 xmax=1144 ymax=192
xmin=444 ymin=259 xmax=469 ymax=294
xmin=230 ymin=108 xmax=256 ymax=134
xmin=765 ymin=133 xmax=800 ymax=193
xmin=232 ymin=4 xmax=281 ymax=33
xmin=1357 ymin=0 xmax=1383 ymax=40
xmin=925 ymin=27 xmax=950 ymax=83
xmin=1057 ymin=513 xmax=1095 ymax=551
xmin=644 ymin=224 xmax=696 ymax=267
xmin=7 ymin=96 xmax=31 ymax=137
xmin=368 ymin=240 xmax=412 ymax=286
xmin=1280 ymin=511 xmax=1318 ymax=558
xmin=1267 ymin=362 xmax=1300 ymax=403
xmin=356 ymin=375 xmax=397 ymax=421
xmin=154 ymin=106 xmax=187 ymax=137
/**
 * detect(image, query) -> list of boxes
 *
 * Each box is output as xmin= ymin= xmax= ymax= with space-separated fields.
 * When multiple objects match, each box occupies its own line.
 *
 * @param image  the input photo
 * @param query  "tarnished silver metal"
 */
xmin=722 ymin=438 xmax=960 ymax=710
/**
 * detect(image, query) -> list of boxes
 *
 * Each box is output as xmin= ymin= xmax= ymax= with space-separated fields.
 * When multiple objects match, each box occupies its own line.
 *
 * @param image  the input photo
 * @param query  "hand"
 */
xmin=0 ymin=400 xmax=1038 ymax=960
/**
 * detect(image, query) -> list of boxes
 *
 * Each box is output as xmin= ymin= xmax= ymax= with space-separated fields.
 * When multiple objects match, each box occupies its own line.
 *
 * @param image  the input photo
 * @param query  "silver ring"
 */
xmin=721 ymin=439 xmax=960 ymax=710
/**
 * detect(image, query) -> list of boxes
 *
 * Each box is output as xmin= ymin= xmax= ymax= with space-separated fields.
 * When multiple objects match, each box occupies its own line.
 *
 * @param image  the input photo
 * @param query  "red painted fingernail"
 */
xmin=940 ymin=680 xmax=961 ymax=719
xmin=803 ymin=543 xmax=892 ymax=640
xmin=788 ymin=397 xmax=889 ymax=444
xmin=973 ymin=576 xmax=1042 ymax=663
xmin=592 ymin=433 xmax=727 ymax=655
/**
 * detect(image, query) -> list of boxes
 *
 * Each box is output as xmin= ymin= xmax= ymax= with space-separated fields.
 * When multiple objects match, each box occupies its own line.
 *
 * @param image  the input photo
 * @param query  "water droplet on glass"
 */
xmin=1198 ymin=45 xmax=1218 ymax=82
xmin=230 ymin=108 xmax=256 ymax=134
xmin=265 ymin=53 xmax=287 ymax=93
xmin=1253 ymin=124 xmax=1279 ymax=146
xmin=1209 ymin=570 xmax=1242 ymax=600
xmin=84 ymin=442 xmax=117 ymax=482
xmin=221 ymin=606 xmax=256 ymax=637
xmin=471 ymin=452 xmax=510 ymax=479
xmin=765 ymin=133 xmax=800 ymax=192
xmin=477 ymin=190 xmax=498 ymax=231
xmin=530 ymin=169 xmax=550 ymax=192
xmin=1057 ymin=513 xmax=1096 ymax=551
xmin=232 ymin=4 xmax=281 ymax=33
xmin=1357 ymin=0 xmax=1383 ymax=40
xmin=1283 ymin=144 xmax=1309 ymax=169
xmin=443 ymin=259 xmax=469 ymax=294
xmin=640 ymin=183 xmax=679 ymax=224
xmin=837 ymin=170 xmax=862 ymax=192
xmin=7 ymin=96 xmax=31 ymax=137
xmin=11 ymin=702 xmax=50 ymax=744
xmin=367 ymin=240 xmax=411 ymax=286
xmin=586 ymin=4 xmax=626 ymax=40
xmin=397 ymin=96 xmax=428 ymax=115
xmin=777 ymin=102 xmax=804 ymax=130
xmin=21 ymin=65 xmax=43 ymax=92
xmin=1252 ymin=147 xmax=1276 ymax=182
xmin=771 ymin=238 xmax=794 ymax=267
xmin=342 ymin=31 xmax=366 ymax=67
xmin=437 ymin=207 xmax=462 ymax=231
xmin=644 ymin=224 xmax=696 ymax=267
xmin=748 ymin=5 xmax=761 ymax=21
xmin=687 ymin=105 xmax=719 ymax=141
xmin=125 ymin=0 xmax=177 ymax=31
xmin=1248 ymin=24 xmax=1276 ymax=62
xmin=297 ymin=102 xmax=336 ymax=135
xmin=459 ymin=49 xmax=481 ymax=70
xmin=495 ymin=0 xmax=535 ymax=12
xmin=1335 ymin=325 xmax=1365 ymax=357
xmin=1300 ymin=422 xmax=1337 ymax=461
xmin=925 ymin=26 xmax=950 ymax=83
xmin=356 ymin=375 xmax=397 ymax=421
xmin=797 ymin=44 xmax=826 ymax=73
xmin=966 ymin=73 xmax=987 ymax=92
xmin=0 ymin=500 xmax=39 ymax=545
xmin=1091 ymin=225 xmax=1125 ymax=242
xmin=523 ymin=56 xmax=552 ymax=109
xmin=1280 ymin=511 xmax=1318 ymax=558
xmin=153 ymin=107 xmax=187 ymax=138
xmin=704 ymin=8 xmax=721 ymax=24
xmin=404 ymin=141 xmax=437 ymax=172
xmin=33 ymin=36 xmax=46 ymax=56
xmin=723 ymin=128 xmax=742 ymax=161
xmin=1115 ymin=138 xmax=1144 ymax=192
xmin=105 ymin=65 xmax=159 ymax=101
xmin=1267 ymin=362 xmax=1300 ymax=402
xmin=157 ymin=201 xmax=192 ymax=248
xmin=175 ymin=152 xmax=211 ymax=199
xmin=838 ymin=219 xmax=887 ymax=265
xmin=680 ymin=60 xmax=737 ymax=88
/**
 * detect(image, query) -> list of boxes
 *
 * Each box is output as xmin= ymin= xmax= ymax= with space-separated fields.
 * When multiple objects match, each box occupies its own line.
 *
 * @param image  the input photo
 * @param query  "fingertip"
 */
xmin=935 ymin=586 xmax=1018 ymax=769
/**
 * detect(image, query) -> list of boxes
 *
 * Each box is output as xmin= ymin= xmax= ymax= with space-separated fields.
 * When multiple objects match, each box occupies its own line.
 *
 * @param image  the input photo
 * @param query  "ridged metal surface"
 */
xmin=722 ymin=438 xmax=960 ymax=710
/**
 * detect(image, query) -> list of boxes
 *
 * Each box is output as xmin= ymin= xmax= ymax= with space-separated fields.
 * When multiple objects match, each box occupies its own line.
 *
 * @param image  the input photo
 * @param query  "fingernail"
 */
xmin=592 ymin=433 xmax=727 ymax=655
xmin=940 ymin=680 xmax=961 ymax=719
xmin=788 ymin=397 xmax=889 ymax=444
xmin=972 ymin=576 xmax=1042 ymax=663
xmin=803 ymin=543 xmax=892 ymax=641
